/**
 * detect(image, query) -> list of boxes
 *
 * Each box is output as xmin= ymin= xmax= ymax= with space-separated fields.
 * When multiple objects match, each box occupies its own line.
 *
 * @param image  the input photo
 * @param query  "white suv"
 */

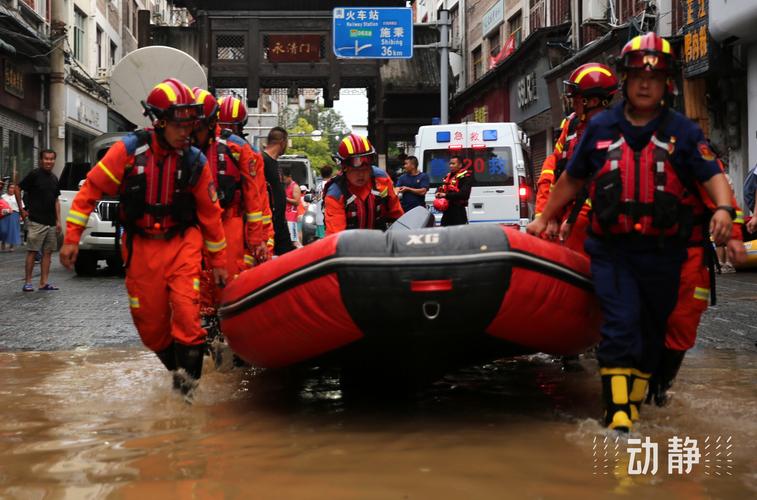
xmin=59 ymin=133 xmax=126 ymax=275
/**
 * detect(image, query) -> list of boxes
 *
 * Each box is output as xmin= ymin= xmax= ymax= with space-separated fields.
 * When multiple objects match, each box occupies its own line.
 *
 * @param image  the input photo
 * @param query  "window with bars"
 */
xmin=508 ymin=11 xmax=522 ymax=48
xmin=472 ymin=45 xmax=482 ymax=82
xmin=488 ymin=29 xmax=501 ymax=57
xmin=74 ymin=7 xmax=86 ymax=63
xmin=529 ymin=0 xmax=545 ymax=32
xmin=216 ymin=34 xmax=246 ymax=61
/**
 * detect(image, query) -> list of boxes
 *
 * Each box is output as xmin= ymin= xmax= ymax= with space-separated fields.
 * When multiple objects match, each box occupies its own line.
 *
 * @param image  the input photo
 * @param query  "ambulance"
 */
xmin=414 ymin=122 xmax=534 ymax=228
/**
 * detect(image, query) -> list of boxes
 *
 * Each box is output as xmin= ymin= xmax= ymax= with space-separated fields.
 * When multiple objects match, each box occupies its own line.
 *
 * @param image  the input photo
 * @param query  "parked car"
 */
xmin=59 ymin=133 xmax=126 ymax=275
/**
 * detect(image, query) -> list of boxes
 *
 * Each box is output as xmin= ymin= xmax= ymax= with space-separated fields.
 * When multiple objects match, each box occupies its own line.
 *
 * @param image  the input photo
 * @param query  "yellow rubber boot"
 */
xmin=600 ymin=367 xmax=633 ymax=432
xmin=629 ymin=369 xmax=651 ymax=422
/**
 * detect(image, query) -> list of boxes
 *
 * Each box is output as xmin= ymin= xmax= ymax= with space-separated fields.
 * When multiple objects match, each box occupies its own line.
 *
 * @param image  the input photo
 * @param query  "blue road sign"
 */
xmin=333 ymin=7 xmax=413 ymax=59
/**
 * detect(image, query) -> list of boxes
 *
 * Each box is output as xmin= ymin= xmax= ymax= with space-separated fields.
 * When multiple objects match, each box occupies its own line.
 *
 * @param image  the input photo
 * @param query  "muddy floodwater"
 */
xmin=0 ymin=345 xmax=754 ymax=499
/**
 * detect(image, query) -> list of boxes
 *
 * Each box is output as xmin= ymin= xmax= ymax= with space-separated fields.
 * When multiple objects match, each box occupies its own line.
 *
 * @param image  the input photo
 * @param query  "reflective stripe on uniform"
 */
xmin=541 ymin=169 xmax=554 ymax=177
xmin=66 ymin=210 xmax=89 ymax=227
xmin=129 ymin=296 xmax=140 ymax=309
xmin=205 ymin=238 xmax=227 ymax=253
xmin=735 ymin=210 xmax=744 ymax=224
xmin=244 ymin=254 xmax=254 ymax=266
xmin=193 ymin=278 xmax=200 ymax=292
xmin=693 ymin=287 xmax=710 ymax=302
xmin=262 ymin=215 xmax=272 ymax=224
xmin=97 ymin=161 xmax=121 ymax=185
xmin=246 ymin=211 xmax=263 ymax=223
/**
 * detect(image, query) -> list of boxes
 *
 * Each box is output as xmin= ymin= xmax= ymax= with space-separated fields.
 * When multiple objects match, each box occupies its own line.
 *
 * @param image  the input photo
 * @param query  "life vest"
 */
xmin=554 ymin=115 xmax=580 ymax=181
xmin=440 ymin=167 xmax=472 ymax=206
xmin=325 ymin=171 xmax=393 ymax=230
xmin=589 ymin=118 xmax=692 ymax=240
xmin=209 ymin=130 xmax=242 ymax=212
xmin=118 ymin=131 xmax=203 ymax=237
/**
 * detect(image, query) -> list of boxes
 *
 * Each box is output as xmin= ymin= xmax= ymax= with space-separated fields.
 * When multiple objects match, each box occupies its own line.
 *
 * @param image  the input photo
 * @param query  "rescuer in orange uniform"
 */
xmin=60 ymin=78 xmax=228 ymax=399
xmin=535 ymin=63 xmax=619 ymax=254
xmin=216 ymin=96 xmax=273 ymax=264
xmin=646 ymin=157 xmax=745 ymax=408
xmin=324 ymin=133 xmax=404 ymax=235
xmin=192 ymin=88 xmax=261 ymax=318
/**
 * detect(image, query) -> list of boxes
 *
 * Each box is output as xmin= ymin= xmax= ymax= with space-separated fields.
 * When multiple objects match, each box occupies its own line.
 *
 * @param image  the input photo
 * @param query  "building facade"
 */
xmin=0 ymin=0 xmax=51 ymax=180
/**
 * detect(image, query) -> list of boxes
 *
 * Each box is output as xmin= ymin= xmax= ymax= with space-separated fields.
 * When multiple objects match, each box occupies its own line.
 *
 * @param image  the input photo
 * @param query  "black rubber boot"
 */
xmin=599 ymin=367 xmax=633 ymax=433
xmin=174 ymin=343 xmax=205 ymax=400
xmin=155 ymin=343 xmax=177 ymax=372
xmin=646 ymin=349 xmax=686 ymax=407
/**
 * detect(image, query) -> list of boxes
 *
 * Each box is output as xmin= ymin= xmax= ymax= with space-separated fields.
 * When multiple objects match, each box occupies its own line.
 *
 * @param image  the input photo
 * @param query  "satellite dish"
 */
xmin=109 ymin=46 xmax=207 ymax=128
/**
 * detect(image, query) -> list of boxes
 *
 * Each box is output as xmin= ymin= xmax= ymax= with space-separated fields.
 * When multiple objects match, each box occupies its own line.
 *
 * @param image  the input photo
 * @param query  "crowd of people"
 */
xmin=526 ymin=32 xmax=748 ymax=432
xmin=5 ymin=31 xmax=754 ymax=429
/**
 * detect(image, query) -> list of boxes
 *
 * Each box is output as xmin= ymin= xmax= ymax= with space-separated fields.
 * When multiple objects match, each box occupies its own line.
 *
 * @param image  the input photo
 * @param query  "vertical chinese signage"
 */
xmin=682 ymin=0 xmax=709 ymax=78
xmin=3 ymin=60 xmax=24 ymax=99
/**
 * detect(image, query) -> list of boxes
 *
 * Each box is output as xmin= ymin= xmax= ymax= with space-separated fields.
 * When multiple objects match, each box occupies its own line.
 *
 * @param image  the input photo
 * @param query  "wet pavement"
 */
xmin=0 ymin=248 xmax=756 ymax=498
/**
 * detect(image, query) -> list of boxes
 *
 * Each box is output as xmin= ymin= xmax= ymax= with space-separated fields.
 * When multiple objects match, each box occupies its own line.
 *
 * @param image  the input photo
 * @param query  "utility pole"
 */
xmin=49 ymin=0 xmax=67 ymax=175
xmin=415 ymin=11 xmax=452 ymax=124
xmin=439 ymin=9 xmax=450 ymax=124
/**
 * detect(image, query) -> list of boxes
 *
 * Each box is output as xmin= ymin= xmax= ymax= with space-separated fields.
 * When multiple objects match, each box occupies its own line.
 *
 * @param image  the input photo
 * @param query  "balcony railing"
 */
xmin=530 ymin=1 xmax=546 ymax=32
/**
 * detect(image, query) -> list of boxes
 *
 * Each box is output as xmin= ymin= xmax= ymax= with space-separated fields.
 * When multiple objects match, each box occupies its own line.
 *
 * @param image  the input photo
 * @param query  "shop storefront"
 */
xmin=65 ymin=86 xmax=108 ymax=165
xmin=509 ymin=55 xmax=552 ymax=177
xmin=0 ymin=56 xmax=45 ymax=180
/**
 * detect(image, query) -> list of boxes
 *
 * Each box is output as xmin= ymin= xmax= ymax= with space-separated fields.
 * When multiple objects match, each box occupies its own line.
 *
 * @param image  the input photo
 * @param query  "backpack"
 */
xmin=744 ymin=165 xmax=757 ymax=215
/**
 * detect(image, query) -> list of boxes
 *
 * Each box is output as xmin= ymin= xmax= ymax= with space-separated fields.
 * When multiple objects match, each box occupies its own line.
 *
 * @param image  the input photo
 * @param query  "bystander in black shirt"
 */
xmin=19 ymin=168 xmax=60 ymax=226
xmin=263 ymin=151 xmax=296 ymax=255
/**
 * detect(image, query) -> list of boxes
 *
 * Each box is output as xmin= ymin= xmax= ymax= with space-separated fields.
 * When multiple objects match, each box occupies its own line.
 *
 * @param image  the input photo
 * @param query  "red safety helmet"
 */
xmin=618 ymin=32 xmax=677 ymax=96
xmin=563 ymin=63 xmax=619 ymax=100
xmin=217 ymin=96 xmax=248 ymax=128
xmin=619 ymin=32 xmax=675 ymax=74
xmin=433 ymin=197 xmax=449 ymax=213
xmin=336 ymin=133 xmax=375 ymax=168
xmin=192 ymin=87 xmax=219 ymax=125
xmin=142 ymin=78 xmax=201 ymax=125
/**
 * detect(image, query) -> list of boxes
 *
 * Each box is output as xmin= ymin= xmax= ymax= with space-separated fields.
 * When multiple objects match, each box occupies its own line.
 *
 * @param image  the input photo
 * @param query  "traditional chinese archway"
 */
xmin=164 ymin=0 xmax=435 ymax=158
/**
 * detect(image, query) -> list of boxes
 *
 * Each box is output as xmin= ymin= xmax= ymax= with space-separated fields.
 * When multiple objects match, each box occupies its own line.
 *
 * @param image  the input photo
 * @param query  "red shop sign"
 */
xmin=266 ymin=34 xmax=322 ymax=63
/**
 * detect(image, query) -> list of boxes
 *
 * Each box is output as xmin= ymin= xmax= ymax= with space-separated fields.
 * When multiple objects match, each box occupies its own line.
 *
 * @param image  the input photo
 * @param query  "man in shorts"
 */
xmin=19 ymin=149 xmax=61 ymax=291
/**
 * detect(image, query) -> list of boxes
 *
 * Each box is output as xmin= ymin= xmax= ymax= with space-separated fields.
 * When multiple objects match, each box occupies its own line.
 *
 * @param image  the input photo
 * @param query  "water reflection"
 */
xmin=0 ymin=347 xmax=754 ymax=498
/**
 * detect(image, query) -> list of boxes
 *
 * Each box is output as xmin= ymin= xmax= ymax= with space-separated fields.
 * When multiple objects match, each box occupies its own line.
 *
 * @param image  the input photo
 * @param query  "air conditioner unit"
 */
xmin=582 ymin=0 xmax=608 ymax=22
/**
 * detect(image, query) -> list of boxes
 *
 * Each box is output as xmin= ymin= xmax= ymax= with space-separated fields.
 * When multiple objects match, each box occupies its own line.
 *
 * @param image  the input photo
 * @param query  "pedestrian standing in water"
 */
xmin=527 ymin=33 xmax=734 ymax=432
xmin=60 ymin=79 xmax=227 ymax=400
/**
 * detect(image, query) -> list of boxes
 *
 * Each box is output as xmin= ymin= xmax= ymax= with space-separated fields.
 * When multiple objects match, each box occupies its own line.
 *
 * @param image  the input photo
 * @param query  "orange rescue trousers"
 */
xmin=665 ymin=246 xmax=710 ymax=351
xmin=200 ymin=214 xmax=245 ymax=316
xmin=123 ymin=228 xmax=206 ymax=352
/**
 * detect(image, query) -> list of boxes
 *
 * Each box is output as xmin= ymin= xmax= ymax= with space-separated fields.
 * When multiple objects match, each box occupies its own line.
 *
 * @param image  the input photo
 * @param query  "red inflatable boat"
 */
xmin=219 ymin=225 xmax=600 ymax=378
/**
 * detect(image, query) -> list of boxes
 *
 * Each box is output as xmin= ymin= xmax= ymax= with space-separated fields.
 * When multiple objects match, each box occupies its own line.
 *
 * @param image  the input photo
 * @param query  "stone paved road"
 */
xmin=1 ymin=246 xmax=756 ymax=352
xmin=0 ymin=248 xmax=139 ymax=351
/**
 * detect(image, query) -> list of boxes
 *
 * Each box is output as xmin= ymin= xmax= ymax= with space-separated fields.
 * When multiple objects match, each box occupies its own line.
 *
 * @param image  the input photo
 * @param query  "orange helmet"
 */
xmin=192 ymin=87 xmax=219 ymax=124
xmin=563 ymin=63 xmax=619 ymax=100
xmin=619 ymin=32 xmax=675 ymax=74
xmin=336 ymin=133 xmax=375 ymax=168
xmin=217 ymin=96 xmax=248 ymax=128
xmin=142 ymin=78 xmax=200 ymax=125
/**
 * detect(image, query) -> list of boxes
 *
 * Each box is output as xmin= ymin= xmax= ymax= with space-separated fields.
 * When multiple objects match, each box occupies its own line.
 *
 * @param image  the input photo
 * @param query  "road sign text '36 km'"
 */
xmin=333 ymin=7 xmax=413 ymax=59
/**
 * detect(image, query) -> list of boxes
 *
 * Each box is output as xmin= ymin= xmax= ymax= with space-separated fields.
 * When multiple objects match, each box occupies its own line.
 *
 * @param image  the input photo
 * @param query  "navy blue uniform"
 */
xmin=566 ymin=102 xmax=721 ymax=371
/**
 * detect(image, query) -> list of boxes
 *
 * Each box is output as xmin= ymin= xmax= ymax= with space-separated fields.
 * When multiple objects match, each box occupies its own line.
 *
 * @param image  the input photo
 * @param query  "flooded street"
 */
xmin=1 ymin=254 xmax=756 ymax=499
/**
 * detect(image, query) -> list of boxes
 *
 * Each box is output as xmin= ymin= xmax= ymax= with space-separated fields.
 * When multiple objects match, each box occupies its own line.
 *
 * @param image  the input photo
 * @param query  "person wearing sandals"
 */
xmin=19 ymin=149 xmax=61 ymax=291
